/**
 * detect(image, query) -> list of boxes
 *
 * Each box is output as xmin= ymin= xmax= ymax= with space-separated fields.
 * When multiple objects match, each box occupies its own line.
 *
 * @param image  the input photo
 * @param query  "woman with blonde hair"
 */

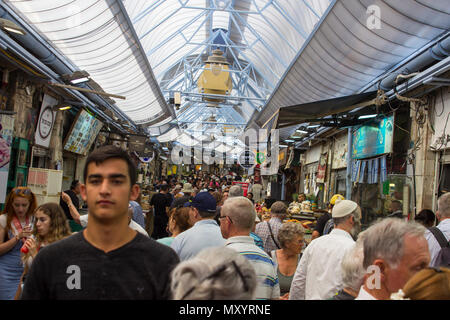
xmin=0 ymin=187 xmax=37 ymax=299
xmin=15 ymin=202 xmax=72 ymax=299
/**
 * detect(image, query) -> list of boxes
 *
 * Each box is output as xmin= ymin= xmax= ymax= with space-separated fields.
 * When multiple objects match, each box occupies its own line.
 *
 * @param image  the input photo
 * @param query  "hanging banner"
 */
xmin=128 ymin=135 xmax=147 ymax=153
xmin=0 ymin=113 xmax=14 ymax=203
xmin=352 ymin=115 xmax=394 ymax=159
xmin=35 ymin=94 xmax=58 ymax=148
xmin=316 ymin=152 xmax=328 ymax=184
xmin=232 ymin=181 xmax=249 ymax=197
xmin=63 ymin=109 xmax=103 ymax=156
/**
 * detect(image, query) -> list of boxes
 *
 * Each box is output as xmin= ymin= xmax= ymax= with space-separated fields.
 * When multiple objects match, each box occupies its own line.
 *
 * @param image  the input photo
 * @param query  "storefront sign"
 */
xmin=35 ymin=94 xmax=57 ymax=148
xmin=232 ymin=181 xmax=249 ymax=197
xmin=129 ymin=135 xmax=147 ymax=153
xmin=0 ymin=113 xmax=14 ymax=203
xmin=239 ymin=150 xmax=256 ymax=170
xmin=352 ymin=115 xmax=394 ymax=159
xmin=63 ymin=109 xmax=103 ymax=156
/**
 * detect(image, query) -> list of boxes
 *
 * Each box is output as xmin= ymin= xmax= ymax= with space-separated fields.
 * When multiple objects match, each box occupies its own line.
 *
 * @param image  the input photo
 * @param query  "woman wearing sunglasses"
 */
xmin=0 ymin=187 xmax=37 ymax=300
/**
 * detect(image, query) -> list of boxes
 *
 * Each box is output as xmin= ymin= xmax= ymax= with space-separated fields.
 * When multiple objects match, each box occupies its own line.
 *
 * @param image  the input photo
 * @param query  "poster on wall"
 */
xmin=35 ymin=94 xmax=58 ymax=148
xmin=316 ymin=152 xmax=328 ymax=183
xmin=0 ymin=113 xmax=15 ymax=203
xmin=63 ymin=109 xmax=103 ymax=156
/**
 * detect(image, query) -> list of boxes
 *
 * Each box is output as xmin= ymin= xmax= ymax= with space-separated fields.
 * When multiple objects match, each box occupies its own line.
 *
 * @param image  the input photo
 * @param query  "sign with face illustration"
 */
xmin=35 ymin=94 xmax=57 ymax=148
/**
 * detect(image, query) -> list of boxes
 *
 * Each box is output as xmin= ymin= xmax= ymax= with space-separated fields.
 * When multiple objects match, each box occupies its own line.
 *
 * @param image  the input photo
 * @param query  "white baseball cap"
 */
xmin=332 ymin=200 xmax=361 ymax=218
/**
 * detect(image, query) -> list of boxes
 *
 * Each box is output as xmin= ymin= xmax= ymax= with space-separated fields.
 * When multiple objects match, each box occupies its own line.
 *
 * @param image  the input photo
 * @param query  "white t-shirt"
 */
xmin=79 ymin=215 xmax=149 ymax=237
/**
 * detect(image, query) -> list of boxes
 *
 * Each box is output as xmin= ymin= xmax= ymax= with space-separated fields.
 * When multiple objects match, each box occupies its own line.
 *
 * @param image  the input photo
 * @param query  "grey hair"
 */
xmin=438 ymin=193 xmax=450 ymax=218
xmin=277 ymin=222 xmax=305 ymax=248
xmin=270 ymin=201 xmax=287 ymax=215
xmin=222 ymin=196 xmax=256 ymax=231
xmin=228 ymin=185 xmax=244 ymax=197
xmin=170 ymin=247 xmax=257 ymax=300
xmin=360 ymin=218 xmax=427 ymax=269
xmin=341 ymin=240 xmax=365 ymax=291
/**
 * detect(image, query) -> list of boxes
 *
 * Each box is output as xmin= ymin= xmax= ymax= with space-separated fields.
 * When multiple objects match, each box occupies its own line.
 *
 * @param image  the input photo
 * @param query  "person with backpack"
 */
xmin=425 ymin=193 xmax=450 ymax=268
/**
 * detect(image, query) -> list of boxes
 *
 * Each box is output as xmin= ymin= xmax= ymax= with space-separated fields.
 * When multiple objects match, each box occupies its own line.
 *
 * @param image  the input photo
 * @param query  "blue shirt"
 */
xmin=171 ymin=219 xmax=225 ymax=261
xmin=425 ymin=218 xmax=450 ymax=267
xmin=129 ymin=201 xmax=146 ymax=229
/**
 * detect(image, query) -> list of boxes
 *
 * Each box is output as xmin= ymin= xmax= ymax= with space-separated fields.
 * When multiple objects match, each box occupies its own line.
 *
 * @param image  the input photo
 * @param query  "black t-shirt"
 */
xmin=150 ymin=193 xmax=172 ymax=218
xmin=60 ymin=190 xmax=80 ymax=221
xmin=21 ymin=231 xmax=179 ymax=300
xmin=314 ymin=212 xmax=332 ymax=235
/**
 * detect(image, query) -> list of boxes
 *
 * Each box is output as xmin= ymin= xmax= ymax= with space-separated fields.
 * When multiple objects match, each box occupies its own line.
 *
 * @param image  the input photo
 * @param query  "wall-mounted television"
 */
xmin=63 ymin=109 xmax=103 ymax=156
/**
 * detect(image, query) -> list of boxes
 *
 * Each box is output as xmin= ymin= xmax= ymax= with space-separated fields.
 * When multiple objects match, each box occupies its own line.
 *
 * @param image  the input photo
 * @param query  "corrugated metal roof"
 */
xmin=252 ymin=0 xmax=450 ymax=140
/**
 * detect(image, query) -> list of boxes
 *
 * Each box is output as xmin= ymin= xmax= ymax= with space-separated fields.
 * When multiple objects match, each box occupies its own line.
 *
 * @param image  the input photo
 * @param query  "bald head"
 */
xmin=438 ymin=192 xmax=450 ymax=219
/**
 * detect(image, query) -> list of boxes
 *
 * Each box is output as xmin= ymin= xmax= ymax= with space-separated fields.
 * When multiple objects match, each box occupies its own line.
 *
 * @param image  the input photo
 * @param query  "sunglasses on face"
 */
xmin=13 ymin=187 xmax=32 ymax=196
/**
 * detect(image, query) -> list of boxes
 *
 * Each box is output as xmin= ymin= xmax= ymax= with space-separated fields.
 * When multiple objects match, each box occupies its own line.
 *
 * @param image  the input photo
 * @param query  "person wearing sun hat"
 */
xmin=289 ymin=199 xmax=362 ymax=300
xmin=170 ymin=183 xmax=194 ymax=209
xmin=171 ymin=192 xmax=225 ymax=261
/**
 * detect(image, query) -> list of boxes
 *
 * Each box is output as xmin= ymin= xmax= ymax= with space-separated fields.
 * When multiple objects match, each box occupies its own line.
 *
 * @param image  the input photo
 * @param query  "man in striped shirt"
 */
xmin=220 ymin=196 xmax=280 ymax=300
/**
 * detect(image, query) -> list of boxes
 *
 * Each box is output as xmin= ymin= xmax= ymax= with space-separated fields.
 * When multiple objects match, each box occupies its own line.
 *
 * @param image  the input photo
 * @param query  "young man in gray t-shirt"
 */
xmin=22 ymin=145 xmax=179 ymax=300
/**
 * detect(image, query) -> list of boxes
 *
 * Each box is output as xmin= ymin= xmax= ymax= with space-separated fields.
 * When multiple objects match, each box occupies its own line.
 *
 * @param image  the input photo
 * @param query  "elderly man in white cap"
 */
xmin=289 ymin=199 xmax=362 ymax=300
xmin=170 ymin=183 xmax=194 ymax=209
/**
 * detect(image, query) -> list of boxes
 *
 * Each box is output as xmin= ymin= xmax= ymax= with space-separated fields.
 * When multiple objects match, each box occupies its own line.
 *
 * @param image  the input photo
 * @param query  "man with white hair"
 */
xmin=289 ymin=200 xmax=362 ymax=300
xmin=331 ymin=240 xmax=365 ymax=300
xmin=228 ymin=185 xmax=244 ymax=198
xmin=220 ymin=196 xmax=280 ymax=300
xmin=356 ymin=218 xmax=430 ymax=300
xmin=426 ymin=193 xmax=450 ymax=267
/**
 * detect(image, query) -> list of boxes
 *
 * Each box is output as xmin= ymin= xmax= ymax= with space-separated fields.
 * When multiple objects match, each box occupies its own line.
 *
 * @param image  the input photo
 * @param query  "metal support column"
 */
xmin=346 ymin=127 xmax=353 ymax=200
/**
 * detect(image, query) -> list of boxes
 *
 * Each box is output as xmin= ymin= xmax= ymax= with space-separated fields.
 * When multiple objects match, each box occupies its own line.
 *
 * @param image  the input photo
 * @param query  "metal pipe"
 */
xmin=346 ymin=127 xmax=353 ymax=200
xmin=377 ymin=34 xmax=450 ymax=91
xmin=49 ymin=82 xmax=126 ymax=100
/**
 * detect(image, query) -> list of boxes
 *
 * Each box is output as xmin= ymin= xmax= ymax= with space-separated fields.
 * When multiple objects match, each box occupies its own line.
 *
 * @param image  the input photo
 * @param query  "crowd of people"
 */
xmin=0 ymin=144 xmax=449 ymax=300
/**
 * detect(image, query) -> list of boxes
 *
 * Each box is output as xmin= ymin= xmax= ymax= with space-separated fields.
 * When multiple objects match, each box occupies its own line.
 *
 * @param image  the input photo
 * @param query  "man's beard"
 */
xmin=350 ymin=219 xmax=362 ymax=239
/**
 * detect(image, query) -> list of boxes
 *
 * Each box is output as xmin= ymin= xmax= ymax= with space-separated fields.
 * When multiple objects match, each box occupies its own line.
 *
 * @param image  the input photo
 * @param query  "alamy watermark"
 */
xmin=366 ymin=5 xmax=382 ymax=30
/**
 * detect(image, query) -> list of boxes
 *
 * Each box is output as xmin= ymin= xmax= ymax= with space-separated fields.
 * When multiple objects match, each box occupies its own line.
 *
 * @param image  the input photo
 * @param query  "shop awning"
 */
xmin=276 ymin=91 xmax=378 ymax=129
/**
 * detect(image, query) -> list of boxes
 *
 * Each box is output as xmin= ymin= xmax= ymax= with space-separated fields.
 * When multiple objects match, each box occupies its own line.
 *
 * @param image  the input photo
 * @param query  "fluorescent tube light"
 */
xmin=358 ymin=114 xmax=377 ymax=119
xmin=71 ymin=77 xmax=90 ymax=85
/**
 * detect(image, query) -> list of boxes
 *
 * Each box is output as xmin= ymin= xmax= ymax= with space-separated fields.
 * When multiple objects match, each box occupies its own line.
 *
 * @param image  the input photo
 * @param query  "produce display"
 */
xmin=287 ymin=201 xmax=301 ymax=215
xmin=284 ymin=219 xmax=315 ymax=234
xmin=300 ymin=201 xmax=314 ymax=213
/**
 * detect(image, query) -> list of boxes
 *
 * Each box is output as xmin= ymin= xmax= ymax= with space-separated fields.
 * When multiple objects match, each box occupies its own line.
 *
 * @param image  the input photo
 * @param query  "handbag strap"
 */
xmin=429 ymin=227 xmax=449 ymax=248
xmin=266 ymin=221 xmax=281 ymax=249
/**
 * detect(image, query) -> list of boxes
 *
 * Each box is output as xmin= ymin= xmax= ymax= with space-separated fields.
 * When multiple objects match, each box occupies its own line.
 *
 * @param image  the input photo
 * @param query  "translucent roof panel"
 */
xmin=8 ymin=0 xmax=172 ymax=125
xmin=123 ymin=0 xmax=332 ymax=139
xmin=157 ymin=127 xmax=181 ymax=143
xmin=9 ymin=0 xmax=334 ymax=139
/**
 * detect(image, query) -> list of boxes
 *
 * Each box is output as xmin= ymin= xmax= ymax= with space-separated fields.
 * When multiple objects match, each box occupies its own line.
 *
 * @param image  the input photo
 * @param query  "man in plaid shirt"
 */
xmin=255 ymin=201 xmax=287 ymax=254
